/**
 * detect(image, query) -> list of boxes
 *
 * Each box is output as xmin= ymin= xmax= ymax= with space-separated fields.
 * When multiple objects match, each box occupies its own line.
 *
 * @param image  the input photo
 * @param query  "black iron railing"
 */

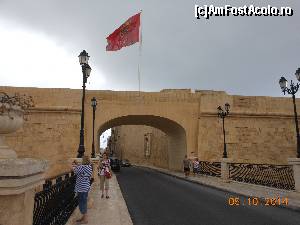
xmin=198 ymin=161 xmax=221 ymax=177
xmin=33 ymin=171 xmax=78 ymax=225
xmin=229 ymin=163 xmax=295 ymax=190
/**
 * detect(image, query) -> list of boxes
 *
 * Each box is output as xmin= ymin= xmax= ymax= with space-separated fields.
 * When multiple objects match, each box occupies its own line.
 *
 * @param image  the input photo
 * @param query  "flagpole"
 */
xmin=138 ymin=10 xmax=142 ymax=95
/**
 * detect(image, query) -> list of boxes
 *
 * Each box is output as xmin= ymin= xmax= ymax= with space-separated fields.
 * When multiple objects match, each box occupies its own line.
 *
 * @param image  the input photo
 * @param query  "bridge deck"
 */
xmin=142 ymin=165 xmax=300 ymax=211
xmin=67 ymin=165 xmax=300 ymax=225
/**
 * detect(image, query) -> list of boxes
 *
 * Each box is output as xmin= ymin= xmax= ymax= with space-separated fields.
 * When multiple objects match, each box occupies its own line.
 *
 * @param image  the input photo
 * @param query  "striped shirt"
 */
xmin=193 ymin=161 xmax=200 ymax=169
xmin=73 ymin=164 xmax=93 ymax=193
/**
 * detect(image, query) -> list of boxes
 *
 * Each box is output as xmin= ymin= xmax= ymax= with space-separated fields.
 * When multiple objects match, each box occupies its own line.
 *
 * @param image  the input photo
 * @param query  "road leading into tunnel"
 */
xmin=116 ymin=167 xmax=300 ymax=225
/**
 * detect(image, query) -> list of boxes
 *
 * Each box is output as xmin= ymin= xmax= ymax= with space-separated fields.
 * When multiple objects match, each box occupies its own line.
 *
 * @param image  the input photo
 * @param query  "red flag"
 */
xmin=106 ymin=13 xmax=141 ymax=51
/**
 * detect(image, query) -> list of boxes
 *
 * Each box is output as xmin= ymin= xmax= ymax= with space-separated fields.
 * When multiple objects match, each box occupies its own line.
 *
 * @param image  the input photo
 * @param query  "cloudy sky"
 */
xmin=0 ymin=0 xmax=299 ymax=97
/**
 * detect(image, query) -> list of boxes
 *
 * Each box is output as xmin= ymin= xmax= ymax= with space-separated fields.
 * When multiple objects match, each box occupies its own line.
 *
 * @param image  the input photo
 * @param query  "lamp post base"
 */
xmin=91 ymin=143 xmax=95 ymax=158
xmin=223 ymin=143 xmax=228 ymax=158
xmin=221 ymin=158 xmax=232 ymax=182
xmin=77 ymin=145 xmax=85 ymax=158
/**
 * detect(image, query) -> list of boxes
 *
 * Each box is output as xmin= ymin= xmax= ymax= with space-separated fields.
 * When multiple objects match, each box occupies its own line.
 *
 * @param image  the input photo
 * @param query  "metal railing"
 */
xmin=198 ymin=161 xmax=221 ymax=177
xmin=229 ymin=163 xmax=295 ymax=190
xmin=33 ymin=171 xmax=78 ymax=225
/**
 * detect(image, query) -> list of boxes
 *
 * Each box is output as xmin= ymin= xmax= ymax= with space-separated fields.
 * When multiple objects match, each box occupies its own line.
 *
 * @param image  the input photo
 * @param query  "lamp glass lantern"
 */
xmin=78 ymin=50 xmax=90 ymax=65
xmin=217 ymin=106 xmax=223 ymax=115
xmin=295 ymin=68 xmax=300 ymax=82
xmin=225 ymin=103 xmax=230 ymax=112
xmin=91 ymin=97 xmax=97 ymax=107
xmin=84 ymin=64 xmax=91 ymax=78
xmin=279 ymin=77 xmax=288 ymax=90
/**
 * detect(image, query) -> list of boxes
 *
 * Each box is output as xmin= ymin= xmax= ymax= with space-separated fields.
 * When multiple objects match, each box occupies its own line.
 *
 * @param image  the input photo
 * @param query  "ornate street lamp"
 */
xmin=77 ymin=50 xmax=91 ymax=158
xmin=279 ymin=68 xmax=300 ymax=158
xmin=217 ymin=103 xmax=230 ymax=158
xmin=91 ymin=97 xmax=97 ymax=158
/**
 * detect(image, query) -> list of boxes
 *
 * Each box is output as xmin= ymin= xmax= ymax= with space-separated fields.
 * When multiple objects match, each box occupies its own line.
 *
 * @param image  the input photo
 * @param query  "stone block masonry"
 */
xmin=113 ymin=125 xmax=169 ymax=168
xmin=0 ymin=86 xmax=298 ymax=177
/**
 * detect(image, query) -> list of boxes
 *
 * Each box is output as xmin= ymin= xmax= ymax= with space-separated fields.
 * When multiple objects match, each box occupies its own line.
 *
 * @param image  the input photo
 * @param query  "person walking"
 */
xmin=183 ymin=155 xmax=191 ymax=178
xmin=98 ymin=152 xmax=112 ymax=198
xmin=72 ymin=155 xmax=93 ymax=224
xmin=192 ymin=157 xmax=200 ymax=176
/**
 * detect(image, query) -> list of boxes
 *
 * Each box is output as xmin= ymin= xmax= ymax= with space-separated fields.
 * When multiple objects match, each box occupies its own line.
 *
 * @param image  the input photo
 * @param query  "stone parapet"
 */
xmin=0 ymin=158 xmax=48 ymax=195
xmin=0 ymin=158 xmax=48 ymax=225
xmin=0 ymin=158 xmax=47 ymax=177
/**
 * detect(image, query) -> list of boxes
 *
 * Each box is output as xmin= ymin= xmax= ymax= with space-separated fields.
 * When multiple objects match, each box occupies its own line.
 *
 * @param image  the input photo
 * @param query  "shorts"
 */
xmin=100 ymin=175 xmax=109 ymax=190
xmin=193 ymin=168 xmax=199 ymax=173
xmin=184 ymin=167 xmax=190 ymax=172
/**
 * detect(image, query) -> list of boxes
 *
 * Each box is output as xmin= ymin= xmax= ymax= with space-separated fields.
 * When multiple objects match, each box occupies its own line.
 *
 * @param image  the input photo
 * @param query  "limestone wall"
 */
xmin=5 ymin=111 xmax=80 ymax=176
xmin=114 ymin=125 xmax=168 ymax=168
xmin=1 ymin=86 xmax=82 ymax=177
xmin=198 ymin=116 xmax=295 ymax=164
xmin=1 ymin=86 xmax=299 ymax=176
xmin=198 ymin=93 xmax=297 ymax=164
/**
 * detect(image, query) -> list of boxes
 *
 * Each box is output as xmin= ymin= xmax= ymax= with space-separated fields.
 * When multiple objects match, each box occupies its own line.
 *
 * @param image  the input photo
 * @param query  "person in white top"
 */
xmin=192 ymin=158 xmax=200 ymax=176
xmin=97 ymin=152 xmax=112 ymax=199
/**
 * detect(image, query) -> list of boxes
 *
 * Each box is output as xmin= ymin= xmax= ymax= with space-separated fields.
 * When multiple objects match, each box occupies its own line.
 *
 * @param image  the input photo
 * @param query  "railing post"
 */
xmin=288 ymin=158 xmax=300 ymax=192
xmin=0 ymin=158 xmax=48 ymax=225
xmin=221 ymin=158 xmax=232 ymax=182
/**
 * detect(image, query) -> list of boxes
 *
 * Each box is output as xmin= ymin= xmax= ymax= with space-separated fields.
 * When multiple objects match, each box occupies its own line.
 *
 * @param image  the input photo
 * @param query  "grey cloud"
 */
xmin=0 ymin=0 xmax=299 ymax=97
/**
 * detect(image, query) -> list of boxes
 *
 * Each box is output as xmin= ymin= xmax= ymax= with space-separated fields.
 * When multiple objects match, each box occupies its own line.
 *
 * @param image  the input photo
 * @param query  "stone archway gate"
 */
xmin=1 ymin=86 xmax=298 ymax=177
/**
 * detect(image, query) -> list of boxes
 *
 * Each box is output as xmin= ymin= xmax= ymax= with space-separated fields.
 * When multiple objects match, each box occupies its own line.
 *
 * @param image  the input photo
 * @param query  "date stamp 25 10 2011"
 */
xmin=228 ymin=197 xmax=288 ymax=206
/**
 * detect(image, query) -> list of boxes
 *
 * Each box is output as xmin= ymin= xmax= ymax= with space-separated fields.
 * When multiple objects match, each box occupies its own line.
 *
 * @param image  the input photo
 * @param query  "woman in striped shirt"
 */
xmin=72 ymin=155 xmax=93 ymax=224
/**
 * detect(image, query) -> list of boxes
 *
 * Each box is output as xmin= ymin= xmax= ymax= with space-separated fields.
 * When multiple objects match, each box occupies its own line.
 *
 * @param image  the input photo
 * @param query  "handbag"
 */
xmin=104 ymin=169 xmax=112 ymax=179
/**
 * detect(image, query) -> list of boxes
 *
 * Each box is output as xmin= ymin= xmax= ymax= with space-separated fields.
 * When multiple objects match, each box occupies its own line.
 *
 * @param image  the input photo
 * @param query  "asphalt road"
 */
xmin=116 ymin=166 xmax=300 ymax=225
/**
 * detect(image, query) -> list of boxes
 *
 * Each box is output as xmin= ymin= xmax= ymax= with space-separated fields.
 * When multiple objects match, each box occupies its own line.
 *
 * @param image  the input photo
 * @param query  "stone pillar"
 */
xmin=221 ymin=158 xmax=232 ymax=182
xmin=0 ymin=158 xmax=48 ymax=225
xmin=288 ymin=158 xmax=300 ymax=192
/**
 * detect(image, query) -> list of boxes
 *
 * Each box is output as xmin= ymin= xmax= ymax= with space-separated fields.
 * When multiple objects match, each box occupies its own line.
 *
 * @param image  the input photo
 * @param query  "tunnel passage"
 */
xmin=97 ymin=115 xmax=187 ymax=170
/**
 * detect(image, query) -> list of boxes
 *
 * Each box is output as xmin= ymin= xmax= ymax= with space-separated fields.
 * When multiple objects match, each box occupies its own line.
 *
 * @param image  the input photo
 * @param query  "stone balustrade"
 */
xmin=0 ymin=97 xmax=48 ymax=225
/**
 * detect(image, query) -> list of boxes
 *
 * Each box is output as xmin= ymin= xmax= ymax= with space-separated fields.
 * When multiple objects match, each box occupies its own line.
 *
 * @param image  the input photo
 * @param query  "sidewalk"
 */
xmin=67 ymin=174 xmax=133 ymax=225
xmin=139 ymin=165 xmax=300 ymax=211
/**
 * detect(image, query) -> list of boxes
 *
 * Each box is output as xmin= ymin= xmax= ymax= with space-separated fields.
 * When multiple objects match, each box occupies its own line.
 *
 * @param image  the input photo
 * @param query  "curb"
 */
xmin=136 ymin=165 xmax=300 ymax=213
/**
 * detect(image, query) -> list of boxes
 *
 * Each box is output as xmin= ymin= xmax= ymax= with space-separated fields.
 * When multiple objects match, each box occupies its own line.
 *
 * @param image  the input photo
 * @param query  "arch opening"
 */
xmin=97 ymin=115 xmax=187 ymax=171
